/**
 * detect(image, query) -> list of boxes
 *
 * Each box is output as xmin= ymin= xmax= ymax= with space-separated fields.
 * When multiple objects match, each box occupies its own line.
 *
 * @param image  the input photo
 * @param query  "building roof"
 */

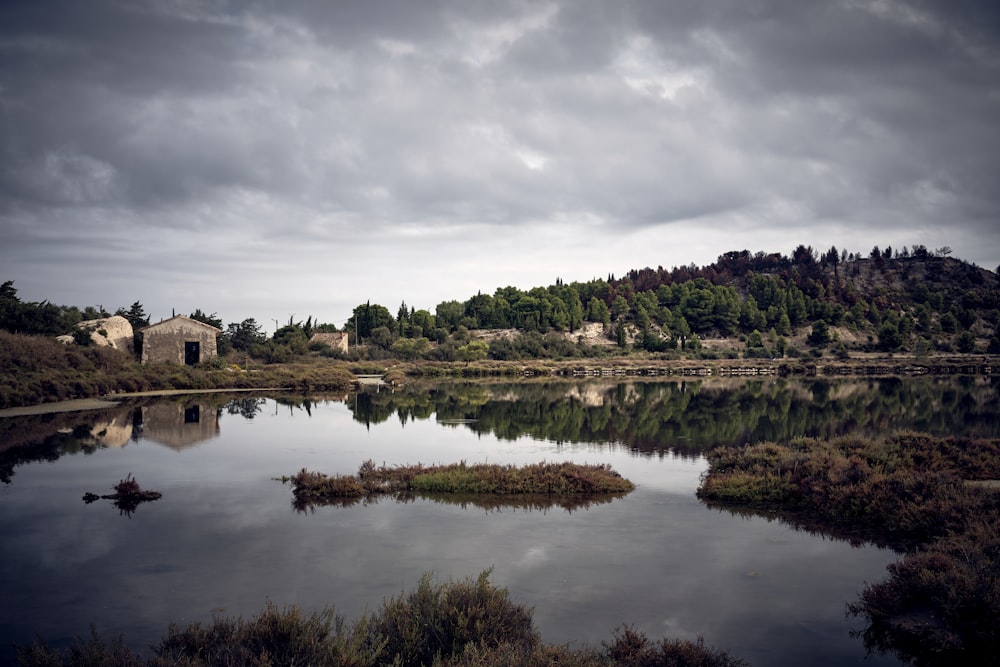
xmin=139 ymin=315 xmax=222 ymax=334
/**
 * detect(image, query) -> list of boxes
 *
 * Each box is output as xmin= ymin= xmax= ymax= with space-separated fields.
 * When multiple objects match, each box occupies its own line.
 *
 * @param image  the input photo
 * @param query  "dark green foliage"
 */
xmin=807 ymin=320 xmax=830 ymax=347
xmin=273 ymin=325 xmax=310 ymax=355
xmin=0 ymin=280 xmax=82 ymax=335
xmin=988 ymin=336 xmax=1000 ymax=354
xmin=188 ymin=309 xmax=223 ymax=330
xmin=342 ymin=302 xmax=394 ymax=342
xmin=71 ymin=329 xmax=93 ymax=346
xmin=116 ymin=301 xmax=149 ymax=330
xmin=223 ymin=318 xmax=266 ymax=352
xmin=484 ymin=331 xmax=606 ymax=361
xmin=956 ymin=331 xmax=976 ymax=354
xmin=877 ymin=321 xmax=902 ymax=351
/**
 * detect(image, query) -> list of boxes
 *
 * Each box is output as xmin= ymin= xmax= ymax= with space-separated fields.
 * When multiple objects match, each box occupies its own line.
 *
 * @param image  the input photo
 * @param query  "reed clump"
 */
xmin=698 ymin=433 xmax=1000 ymax=543
xmin=82 ymin=474 xmax=162 ymax=516
xmin=288 ymin=460 xmax=635 ymax=507
xmin=17 ymin=570 xmax=747 ymax=667
xmin=698 ymin=431 xmax=1000 ymax=663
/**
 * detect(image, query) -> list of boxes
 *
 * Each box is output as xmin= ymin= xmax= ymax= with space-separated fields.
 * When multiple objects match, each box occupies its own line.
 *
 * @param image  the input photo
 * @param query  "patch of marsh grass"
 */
xmin=698 ymin=431 xmax=1000 ymax=664
xmin=17 ymin=570 xmax=747 ymax=667
xmin=287 ymin=460 xmax=635 ymax=509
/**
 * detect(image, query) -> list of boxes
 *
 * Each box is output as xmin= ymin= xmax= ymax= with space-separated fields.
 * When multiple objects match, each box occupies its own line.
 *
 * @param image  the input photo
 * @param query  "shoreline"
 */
xmin=1 ymin=354 xmax=992 ymax=418
xmin=0 ymin=387 xmax=284 ymax=418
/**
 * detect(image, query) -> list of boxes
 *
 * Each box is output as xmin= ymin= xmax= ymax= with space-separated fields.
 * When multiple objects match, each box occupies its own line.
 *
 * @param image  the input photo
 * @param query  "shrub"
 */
xmin=16 ymin=571 xmax=749 ymax=667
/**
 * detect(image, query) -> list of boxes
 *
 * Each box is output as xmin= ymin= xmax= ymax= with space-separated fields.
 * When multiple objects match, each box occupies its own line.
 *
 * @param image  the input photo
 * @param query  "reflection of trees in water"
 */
xmin=293 ymin=490 xmax=626 ymax=513
xmin=225 ymin=397 xmax=266 ymax=419
xmin=345 ymin=377 xmax=1000 ymax=457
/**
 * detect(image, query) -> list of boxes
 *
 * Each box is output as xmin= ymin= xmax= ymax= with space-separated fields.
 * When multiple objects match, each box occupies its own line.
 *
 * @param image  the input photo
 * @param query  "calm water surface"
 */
xmin=2 ymin=377 xmax=998 ymax=665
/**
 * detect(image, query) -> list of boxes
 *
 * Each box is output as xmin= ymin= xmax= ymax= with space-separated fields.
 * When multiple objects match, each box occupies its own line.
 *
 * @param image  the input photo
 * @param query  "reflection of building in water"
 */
xmin=52 ymin=409 xmax=135 ymax=448
xmin=86 ymin=414 xmax=134 ymax=448
xmin=139 ymin=402 xmax=220 ymax=450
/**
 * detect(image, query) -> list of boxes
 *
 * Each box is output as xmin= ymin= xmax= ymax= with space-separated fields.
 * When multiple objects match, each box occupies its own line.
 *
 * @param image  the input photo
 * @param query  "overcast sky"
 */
xmin=2 ymin=1 xmax=998 ymax=330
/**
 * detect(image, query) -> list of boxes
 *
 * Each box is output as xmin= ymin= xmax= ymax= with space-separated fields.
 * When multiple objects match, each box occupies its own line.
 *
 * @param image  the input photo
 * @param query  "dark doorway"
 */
xmin=184 ymin=341 xmax=200 ymax=365
xmin=184 ymin=405 xmax=200 ymax=424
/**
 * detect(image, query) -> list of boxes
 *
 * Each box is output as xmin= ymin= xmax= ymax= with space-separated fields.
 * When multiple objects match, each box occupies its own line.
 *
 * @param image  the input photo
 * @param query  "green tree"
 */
xmin=740 ymin=296 xmax=767 ymax=332
xmin=807 ymin=320 xmax=830 ymax=347
xmin=436 ymin=300 xmax=465 ymax=330
xmin=786 ymin=285 xmax=808 ymax=326
xmin=368 ymin=326 xmax=395 ymax=350
xmin=614 ymin=321 xmax=627 ymax=348
xmin=679 ymin=287 xmax=714 ymax=332
xmin=189 ymin=309 xmax=223 ymax=329
xmin=392 ymin=337 xmax=431 ymax=360
xmin=411 ymin=309 xmax=436 ymax=333
xmin=673 ymin=316 xmax=691 ymax=350
xmin=348 ymin=302 xmax=394 ymax=340
xmin=117 ymin=301 xmax=149 ymax=329
xmin=273 ymin=325 xmax=309 ymax=354
xmin=775 ymin=311 xmax=791 ymax=336
xmin=456 ymin=340 xmax=489 ymax=363
xmin=877 ymin=322 xmax=902 ymax=351
xmin=956 ymin=331 xmax=977 ymax=353
xmin=587 ymin=297 xmax=610 ymax=326
xmin=224 ymin=319 xmax=266 ymax=352
xmin=396 ymin=301 xmax=411 ymax=336
xmin=611 ymin=295 xmax=629 ymax=321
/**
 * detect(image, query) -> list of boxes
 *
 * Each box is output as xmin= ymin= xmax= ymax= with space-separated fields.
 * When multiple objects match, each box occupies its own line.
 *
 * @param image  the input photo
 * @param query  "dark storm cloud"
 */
xmin=1 ymin=0 xmax=997 ymax=323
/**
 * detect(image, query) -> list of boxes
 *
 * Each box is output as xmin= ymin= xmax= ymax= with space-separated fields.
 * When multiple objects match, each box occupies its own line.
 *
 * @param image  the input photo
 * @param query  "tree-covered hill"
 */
xmin=391 ymin=244 xmax=998 ymax=359
xmin=3 ymin=244 xmax=998 ymax=364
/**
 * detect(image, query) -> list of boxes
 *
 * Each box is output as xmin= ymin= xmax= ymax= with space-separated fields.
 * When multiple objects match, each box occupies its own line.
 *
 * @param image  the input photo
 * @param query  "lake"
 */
xmin=2 ymin=376 xmax=998 ymax=665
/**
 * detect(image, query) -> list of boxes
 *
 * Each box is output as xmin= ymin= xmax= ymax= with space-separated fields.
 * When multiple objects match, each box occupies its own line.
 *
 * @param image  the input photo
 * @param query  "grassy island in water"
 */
xmin=287 ymin=460 xmax=635 ymax=506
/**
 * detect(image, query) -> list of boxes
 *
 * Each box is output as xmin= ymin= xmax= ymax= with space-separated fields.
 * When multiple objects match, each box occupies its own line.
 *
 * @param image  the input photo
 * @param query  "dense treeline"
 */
xmin=217 ymin=246 xmax=1000 ymax=361
xmin=4 ymin=244 xmax=999 ymax=363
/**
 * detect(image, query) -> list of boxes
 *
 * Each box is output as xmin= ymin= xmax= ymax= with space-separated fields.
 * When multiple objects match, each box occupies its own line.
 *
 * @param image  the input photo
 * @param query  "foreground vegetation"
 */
xmin=287 ymin=460 xmax=635 ymax=510
xmin=17 ymin=570 xmax=746 ymax=667
xmin=698 ymin=433 xmax=1000 ymax=663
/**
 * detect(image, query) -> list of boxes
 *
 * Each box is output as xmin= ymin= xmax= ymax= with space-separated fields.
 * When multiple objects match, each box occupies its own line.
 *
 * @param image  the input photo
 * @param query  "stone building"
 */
xmin=308 ymin=331 xmax=349 ymax=354
xmin=140 ymin=316 xmax=221 ymax=365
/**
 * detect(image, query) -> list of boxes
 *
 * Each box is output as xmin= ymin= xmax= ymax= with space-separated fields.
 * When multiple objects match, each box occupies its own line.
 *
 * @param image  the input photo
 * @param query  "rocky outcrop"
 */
xmin=57 ymin=315 xmax=134 ymax=353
